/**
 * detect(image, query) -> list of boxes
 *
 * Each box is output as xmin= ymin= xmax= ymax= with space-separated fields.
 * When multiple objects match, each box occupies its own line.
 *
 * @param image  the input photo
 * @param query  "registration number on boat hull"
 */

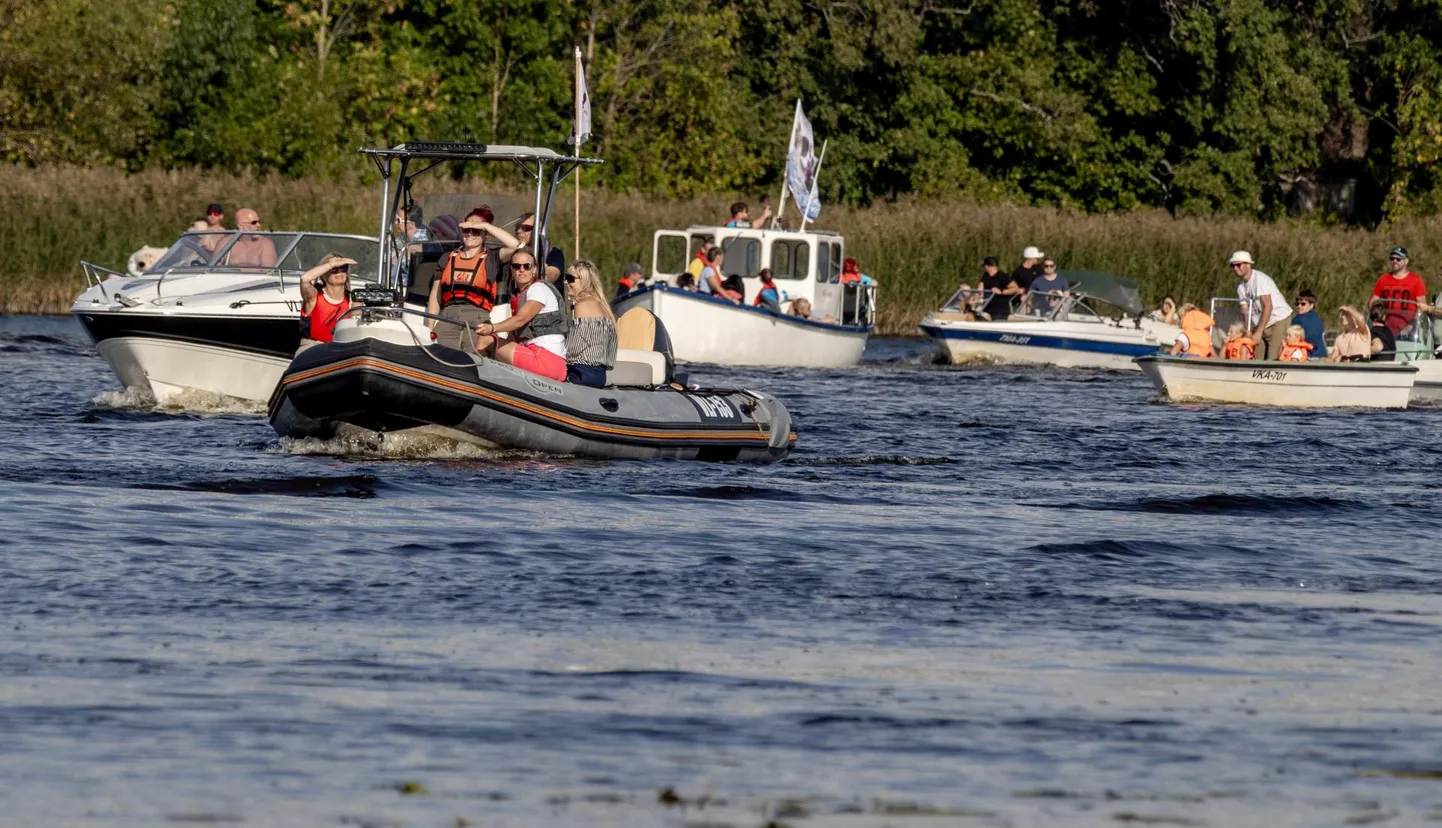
xmin=1251 ymin=369 xmax=1288 ymax=381
xmin=999 ymin=334 xmax=1032 ymax=345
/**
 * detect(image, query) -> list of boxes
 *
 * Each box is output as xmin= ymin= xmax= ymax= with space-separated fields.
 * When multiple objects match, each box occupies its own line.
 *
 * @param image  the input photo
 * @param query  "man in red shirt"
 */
xmin=1370 ymin=246 xmax=1430 ymax=334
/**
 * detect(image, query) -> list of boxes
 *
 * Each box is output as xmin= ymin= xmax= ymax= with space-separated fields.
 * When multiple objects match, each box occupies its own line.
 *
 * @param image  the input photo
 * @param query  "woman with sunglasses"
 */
xmin=427 ymin=207 xmax=519 ymax=352
xmin=561 ymin=260 xmax=616 ymax=387
xmin=298 ymin=252 xmax=357 ymax=349
xmin=500 ymin=211 xmax=565 ymax=285
xmin=474 ymin=249 xmax=569 ymax=381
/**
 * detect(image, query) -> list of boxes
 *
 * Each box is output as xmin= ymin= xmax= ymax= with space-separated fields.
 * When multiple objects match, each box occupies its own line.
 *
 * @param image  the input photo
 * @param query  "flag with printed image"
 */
xmin=785 ymin=100 xmax=821 ymax=220
xmin=574 ymin=48 xmax=592 ymax=146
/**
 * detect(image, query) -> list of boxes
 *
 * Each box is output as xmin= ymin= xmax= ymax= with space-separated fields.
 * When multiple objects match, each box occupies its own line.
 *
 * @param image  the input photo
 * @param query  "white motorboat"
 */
xmin=72 ymin=231 xmax=410 ymax=404
xmin=919 ymin=270 xmax=1178 ymax=370
xmin=613 ymin=225 xmax=875 ymax=368
xmin=1386 ymin=299 xmax=1442 ymax=405
xmin=1135 ymin=355 xmax=1417 ymax=408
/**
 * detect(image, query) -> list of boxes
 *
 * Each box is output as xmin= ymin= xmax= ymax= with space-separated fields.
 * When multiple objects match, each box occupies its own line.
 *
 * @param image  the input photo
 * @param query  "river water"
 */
xmin=2 ymin=314 xmax=1441 ymax=827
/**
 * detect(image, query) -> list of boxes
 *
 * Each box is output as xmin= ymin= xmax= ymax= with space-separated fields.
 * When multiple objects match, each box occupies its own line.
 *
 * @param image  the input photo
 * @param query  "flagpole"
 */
xmin=573 ymin=47 xmax=582 ymax=259
xmin=799 ymin=138 xmax=828 ymax=232
xmin=772 ymin=99 xmax=801 ymax=229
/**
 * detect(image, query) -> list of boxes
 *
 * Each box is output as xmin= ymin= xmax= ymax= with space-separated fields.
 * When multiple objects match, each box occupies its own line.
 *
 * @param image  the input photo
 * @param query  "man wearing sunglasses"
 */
xmin=1230 ymin=250 xmax=1292 ymax=360
xmin=226 ymin=207 xmax=278 ymax=268
xmin=500 ymin=211 xmax=565 ymax=285
xmin=1369 ymin=246 xmax=1430 ymax=335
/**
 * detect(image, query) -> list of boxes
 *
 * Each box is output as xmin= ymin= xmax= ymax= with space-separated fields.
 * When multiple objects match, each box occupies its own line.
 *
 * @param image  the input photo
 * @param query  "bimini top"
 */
xmin=360 ymin=142 xmax=602 ymax=165
xmin=1059 ymin=269 xmax=1145 ymax=316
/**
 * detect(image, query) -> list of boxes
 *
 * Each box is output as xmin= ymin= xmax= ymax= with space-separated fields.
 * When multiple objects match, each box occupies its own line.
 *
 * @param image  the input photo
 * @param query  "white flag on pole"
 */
xmin=574 ymin=48 xmax=592 ymax=146
xmin=785 ymin=100 xmax=821 ymax=220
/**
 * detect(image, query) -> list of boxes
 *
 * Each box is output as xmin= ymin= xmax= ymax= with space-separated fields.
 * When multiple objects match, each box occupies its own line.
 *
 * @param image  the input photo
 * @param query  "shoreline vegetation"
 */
xmin=5 ymin=166 xmax=1442 ymax=336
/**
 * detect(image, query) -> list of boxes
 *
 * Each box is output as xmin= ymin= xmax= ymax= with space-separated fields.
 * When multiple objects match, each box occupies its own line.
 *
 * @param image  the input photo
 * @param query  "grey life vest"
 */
xmin=518 ymin=280 xmax=570 ymax=341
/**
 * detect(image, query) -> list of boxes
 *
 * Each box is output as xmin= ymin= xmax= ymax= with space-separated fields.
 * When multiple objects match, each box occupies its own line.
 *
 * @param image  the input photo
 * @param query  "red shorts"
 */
xmin=511 ymin=342 xmax=567 ymax=381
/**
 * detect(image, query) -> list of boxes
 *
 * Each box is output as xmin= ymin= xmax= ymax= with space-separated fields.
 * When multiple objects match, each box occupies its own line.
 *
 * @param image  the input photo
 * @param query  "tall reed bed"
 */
xmin=4 ymin=165 xmax=1440 ymax=332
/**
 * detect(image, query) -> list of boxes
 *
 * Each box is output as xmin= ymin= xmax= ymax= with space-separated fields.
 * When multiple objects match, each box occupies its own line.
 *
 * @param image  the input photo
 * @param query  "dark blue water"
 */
xmin=3 ymin=314 xmax=1441 ymax=827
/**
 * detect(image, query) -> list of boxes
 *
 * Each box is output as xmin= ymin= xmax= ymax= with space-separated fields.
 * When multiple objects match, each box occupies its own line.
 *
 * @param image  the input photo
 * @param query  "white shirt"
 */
xmin=522 ymin=282 xmax=566 ymax=358
xmin=1236 ymin=268 xmax=1292 ymax=327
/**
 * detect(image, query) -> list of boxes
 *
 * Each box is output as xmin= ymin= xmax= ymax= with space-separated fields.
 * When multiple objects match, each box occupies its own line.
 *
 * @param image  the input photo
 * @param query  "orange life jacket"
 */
xmin=840 ymin=272 xmax=861 ymax=284
xmin=1222 ymin=335 xmax=1256 ymax=360
xmin=303 ymin=292 xmax=350 ymax=343
xmin=438 ymin=250 xmax=494 ymax=310
xmin=753 ymin=283 xmax=778 ymax=306
xmin=1179 ymin=308 xmax=1215 ymax=358
xmin=1279 ymin=340 xmax=1313 ymax=362
xmin=618 ymin=275 xmax=635 ymax=293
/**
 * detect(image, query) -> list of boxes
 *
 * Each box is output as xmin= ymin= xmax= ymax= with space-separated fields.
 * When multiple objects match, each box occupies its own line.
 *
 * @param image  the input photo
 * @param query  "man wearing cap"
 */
xmin=1369 ymin=247 xmax=1430 ymax=335
xmin=614 ymin=262 xmax=646 ymax=299
xmin=1229 ymin=251 xmax=1292 ymax=360
xmin=199 ymin=203 xmax=227 ymax=253
xmin=1011 ymin=246 xmax=1045 ymax=299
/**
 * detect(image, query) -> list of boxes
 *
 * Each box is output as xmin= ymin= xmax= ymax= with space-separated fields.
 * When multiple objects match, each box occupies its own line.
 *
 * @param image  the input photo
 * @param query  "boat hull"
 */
xmin=613 ymin=285 xmax=868 ymax=368
xmin=920 ymin=313 xmax=1175 ymax=371
xmin=269 ymin=322 xmax=796 ymax=463
xmin=1135 ymin=355 xmax=1417 ymax=408
xmin=1404 ymin=359 xmax=1442 ymax=405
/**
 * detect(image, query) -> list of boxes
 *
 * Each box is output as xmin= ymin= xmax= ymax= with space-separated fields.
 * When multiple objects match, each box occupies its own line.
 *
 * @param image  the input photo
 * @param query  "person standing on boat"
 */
xmin=563 ymin=260 xmax=617 ymax=387
xmin=199 ymin=202 xmax=228 ymax=254
xmin=1291 ymin=289 xmax=1328 ymax=359
xmin=1027 ymin=258 xmax=1069 ymax=316
xmin=474 ymin=249 xmax=569 ymax=382
xmin=1369 ymin=247 xmax=1430 ymax=335
xmin=725 ymin=201 xmax=772 ymax=229
xmin=1011 ymin=246 xmax=1045 ymax=300
xmin=1229 ymin=251 xmax=1292 ymax=360
xmin=298 ymin=253 xmax=355 ymax=350
xmin=981 ymin=257 xmax=1019 ymax=320
xmin=227 ymin=208 xmax=278 ymax=268
xmin=427 ymin=209 xmax=520 ymax=352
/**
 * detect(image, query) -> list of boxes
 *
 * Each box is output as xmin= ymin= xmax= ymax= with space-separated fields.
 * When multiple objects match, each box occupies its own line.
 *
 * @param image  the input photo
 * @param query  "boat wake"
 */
xmin=91 ymin=386 xmax=265 ymax=415
xmin=270 ymin=430 xmax=524 ymax=461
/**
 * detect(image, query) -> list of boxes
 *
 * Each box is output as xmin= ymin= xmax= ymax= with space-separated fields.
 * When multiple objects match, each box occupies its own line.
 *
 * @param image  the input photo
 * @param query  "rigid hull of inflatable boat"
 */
xmin=919 ymin=312 xmax=1176 ymax=371
xmin=613 ymin=286 xmax=869 ymax=368
xmin=1135 ymin=355 xmax=1417 ymax=408
xmin=269 ymin=337 xmax=796 ymax=462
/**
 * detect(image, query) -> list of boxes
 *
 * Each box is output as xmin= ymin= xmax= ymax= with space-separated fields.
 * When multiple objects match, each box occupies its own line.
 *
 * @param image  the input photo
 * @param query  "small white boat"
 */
xmin=919 ymin=270 xmax=1178 ymax=370
xmin=72 ymin=231 xmax=407 ymax=404
xmin=1135 ymin=355 xmax=1417 ymax=408
xmin=613 ymin=224 xmax=875 ymax=367
xmin=1386 ymin=299 xmax=1442 ymax=405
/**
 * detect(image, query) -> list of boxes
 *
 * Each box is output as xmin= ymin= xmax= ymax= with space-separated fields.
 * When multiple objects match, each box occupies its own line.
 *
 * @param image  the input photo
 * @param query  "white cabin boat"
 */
xmin=1135 ymin=355 xmax=1416 ymax=408
xmin=919 ymin=270 xmax=1178 ymax=370
xmin=612 ymin=225 xmax=875 ymax=368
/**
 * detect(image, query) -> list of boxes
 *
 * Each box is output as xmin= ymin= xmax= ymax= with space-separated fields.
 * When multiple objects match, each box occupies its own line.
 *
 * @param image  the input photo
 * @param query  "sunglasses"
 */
xmin=461 ymin=228 xmax=483 ymax=237
xmin=1043 ymin=264 xmax=1057 ymax=270
xmin=331 ymin=265 xmax=350 ymax=274
xmin=1390 ymin=256 xmax=1405 ymax=262
xmin=1230 ymin=263 xmax=1247 ymax=269
xmin=1296 ymin=299 xmax=1312 ymax=306
xmin=564 ymin=274 xmax=577 ymax=283
xmin=518 ymin=224 xmax=534 ymax=232
xmin=513 ymin=262 xmax=536 ymax=271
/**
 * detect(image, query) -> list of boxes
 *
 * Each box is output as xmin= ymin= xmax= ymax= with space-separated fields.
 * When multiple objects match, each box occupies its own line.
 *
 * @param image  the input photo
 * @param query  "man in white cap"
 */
xmin=1012 ymin=245 xmax=1045 ymax=300
xmin=1230 ymin=250 xmax=1292 ymax=360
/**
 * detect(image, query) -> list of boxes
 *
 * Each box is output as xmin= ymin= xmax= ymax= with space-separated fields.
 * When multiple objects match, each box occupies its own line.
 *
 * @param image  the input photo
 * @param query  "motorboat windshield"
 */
xmin=145 ymin=231 xmax=381 ymax=278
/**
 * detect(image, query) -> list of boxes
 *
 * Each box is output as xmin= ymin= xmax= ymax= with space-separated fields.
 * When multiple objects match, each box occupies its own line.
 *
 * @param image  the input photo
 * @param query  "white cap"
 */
xmin=1228 ymin=250 xmax=1254 ymax=265
xmin=1022 ymin=246 xmax=1044 ymax=259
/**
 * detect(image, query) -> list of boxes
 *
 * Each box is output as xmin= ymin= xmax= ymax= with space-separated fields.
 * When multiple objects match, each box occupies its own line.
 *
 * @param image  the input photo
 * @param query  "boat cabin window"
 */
xmin=723 ymin=238 xmax=760 ymax=277
xmin=655 ymin=234 xmax=688 ymax=274
xmin=771 ymin=240 xmax=809 ymax=280
xmin=827 ymin=242 xmax=842 ymax=283
xmin=817 ymin=241 xmax=839 ymax=282
xmin=152 ymin=232 xmax=233 ymax=270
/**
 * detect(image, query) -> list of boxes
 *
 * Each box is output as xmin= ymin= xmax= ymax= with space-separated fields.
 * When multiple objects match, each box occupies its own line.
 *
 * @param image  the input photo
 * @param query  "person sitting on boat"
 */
xmin=563 ymin=260 xmax=617 ymax=387
xmin=1221 ymin=321 xmax=1256 ymax=360
xmin=686 ymin=237 xmax=715 ymax=284
xmin=473 ymin=250 xmax=569 ymax=382
xmin=1370 ymin=246 xmax=1430 ymax=335
xmin=501 ymin=211 xmax=563 ymax=285
xmin=394 ymin=204 xmax=430 ymax=244
xmin=226 ymin=208 xmax=278 ymax=267
xmin=1230 ymin=250 xmax=1292 ymax=360
xmin=427 ymin=209 xmax=518 ymax=352
xmin=1149 ymin=296 xmax=1178 ymax=325
xmin=1169 ymin=303 xmax=1216 ymax=358
xmin=615 ymin=262 xmax=646 ymax=299
xmin=1278 ymin=325 xmax=1313 ymax=361
xmin=1328 ymin=306 xmax=1371 ymax=362
xmin=198 ymin=203 xmax=227 ymax=254
xmin=1369 ymin=303 xmax=1397 ymax=362
xmin=788 ymin=296 xmax=836 ymax=324
xmin=725 ymin=200 xmax=772 ymax=229
xmin=699 ymin=247 xmax=741 ymax=303
xmin=839 ymin=258 xmax=875 ymax=285
xmin=1291 ymin=289 xmax=1329 ymax=359
xmin=297 ymin=253 xmax=355 ymax=349
xmin=675 ymin=271 xmax=697 ymax=291
xmin=1027 ymin=258 xmax=1069 ymax=316
xmin=754 ymin=268 xmax=784 ymax=314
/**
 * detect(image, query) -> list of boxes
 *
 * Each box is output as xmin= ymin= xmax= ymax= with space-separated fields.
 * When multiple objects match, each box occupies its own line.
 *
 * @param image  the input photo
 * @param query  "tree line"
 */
xmin=3 ymin=0 xmax=1441 ymax=223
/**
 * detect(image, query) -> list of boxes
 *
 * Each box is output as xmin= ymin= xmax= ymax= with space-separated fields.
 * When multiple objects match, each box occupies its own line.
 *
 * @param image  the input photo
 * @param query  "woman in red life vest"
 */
xmin=427 ymin=207 xmax=519 ymax=352
xmin=840 ymin=257 xmax=862 ymax=284
xmin=298 ymin=253 xmax=356 ymax=350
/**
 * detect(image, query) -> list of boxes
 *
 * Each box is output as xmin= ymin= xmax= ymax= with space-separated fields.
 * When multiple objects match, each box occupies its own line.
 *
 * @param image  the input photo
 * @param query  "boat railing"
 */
xmin=840 ymin=282 xmax=876 ymax=327
xmin=1381 ymin=298 xmax=1437 ymax=361
xmin=80 ymin=261 xmax=126 ymax=301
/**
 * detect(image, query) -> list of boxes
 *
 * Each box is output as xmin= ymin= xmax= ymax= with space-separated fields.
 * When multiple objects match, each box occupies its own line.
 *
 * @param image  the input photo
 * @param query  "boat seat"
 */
xmin=611 ymin=307 xmax=677 ymax=384
xmin=607 ymin=348 xmax=668 ymax=386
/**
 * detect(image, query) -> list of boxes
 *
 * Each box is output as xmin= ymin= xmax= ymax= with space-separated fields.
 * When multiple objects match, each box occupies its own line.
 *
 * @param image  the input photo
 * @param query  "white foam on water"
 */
xmin=90 ymin=386 xmax=264 ymax=415
xmin=270 ymin=430 xmax=512 ymax=460
xmin=90 ymin=385 xmax=157 ymax=410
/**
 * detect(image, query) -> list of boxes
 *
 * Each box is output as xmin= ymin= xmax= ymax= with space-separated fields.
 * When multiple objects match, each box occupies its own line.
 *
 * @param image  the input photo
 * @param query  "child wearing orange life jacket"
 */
xmin=1278 ymin=324 xmax=1314 ymax=361
xmin=1169 ymin=303 xmax=1215 ymax=358
xmin=1221 ymin=321 xmax=1256 ymax=360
